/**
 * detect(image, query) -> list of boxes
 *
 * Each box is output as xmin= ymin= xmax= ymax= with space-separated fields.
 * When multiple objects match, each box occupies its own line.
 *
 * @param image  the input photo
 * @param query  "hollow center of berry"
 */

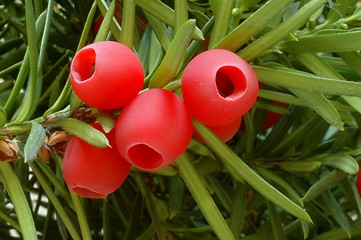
xmin=216 ymin=72 xmax=234 ymax=97
xmin=128 ymin=144 xmax=163 ymax=170
xmin=72 ymin=48 xmax=96 ymax=82
xmin=215 ymin=66 xmax=247 ymax=99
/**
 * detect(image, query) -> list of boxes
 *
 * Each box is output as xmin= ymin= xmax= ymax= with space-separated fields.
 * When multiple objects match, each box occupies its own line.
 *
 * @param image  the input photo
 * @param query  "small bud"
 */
xmin=37 ymin=131 xmax=72 ymax=162
xmin=37 ymin=142 xmax=51 ymax=163
xmin=48 ymin=131 xmax=71 ymax=146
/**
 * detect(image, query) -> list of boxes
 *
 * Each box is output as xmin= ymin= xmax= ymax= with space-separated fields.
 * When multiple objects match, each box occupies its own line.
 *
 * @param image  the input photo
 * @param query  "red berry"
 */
xmin=70 ymin=41 xmax=144 ymax=110
xmin=92 ymin=6 xmax=147 ymax=36
xmin=114 ymin=89 xmax=193 ymax=171
xmin=92 ymin=15 xmax=104 ymax=36
xmin=92 ymin=6 xmax=122 ymax=36
xmin=259 ymin=101 xmax=287 ymax=132
xmin=181 ymin=49 xmax=258 ymax=126
xmin=193 ymin=117 xmax=242 ymax=144
xmin=63 ymin=123 xmax=131 ymax=198
xmin=258 ymin=83 xmax=287 ymax=132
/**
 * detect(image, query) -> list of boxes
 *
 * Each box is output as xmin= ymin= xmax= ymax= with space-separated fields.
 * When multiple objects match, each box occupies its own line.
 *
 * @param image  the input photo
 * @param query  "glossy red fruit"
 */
xmin=70 ymin=41 xmax=144 ymax=110
xmin=92 ymin=7 xmax=122 ymax=36
xmin=258 ymin=83 xmax=288 ymax=132
xmin=93 ymin=5 xmax=148 ymax=36
xmin=114 ymin=89 xmax=193 ymax=171
xmin=63 ymin=123 xmax=131 ymax=198
xmin=259 ymin=101 xmax=287 ymax=132
xmin=181 ymin=49 xmax=258 ymax=126
xmin=193 ymin=117 xmax=242 ymax=144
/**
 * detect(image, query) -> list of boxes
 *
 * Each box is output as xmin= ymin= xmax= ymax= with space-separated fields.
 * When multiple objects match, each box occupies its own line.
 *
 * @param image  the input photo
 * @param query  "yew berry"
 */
xmin=193 ymin=117 xmax=242 ymax=144
xmin=70 ymin=41 xmax=144 ymax=110
xmin=259 ymin=101 xmax=287 ymax=132
xmin=92 ymin=7 xmax=122 ymax=36
xmin=114 ymin=88 xmax=193 ymax=171
xmin=258 ymin=83 xmax=288 ymax=132
xmin=93 ymin=6 xmax=148 ymax=36
xmin=181 ymin=49 xmax=258 ymax=126
xmin=62 ymin=123 xmax=131 ymax=198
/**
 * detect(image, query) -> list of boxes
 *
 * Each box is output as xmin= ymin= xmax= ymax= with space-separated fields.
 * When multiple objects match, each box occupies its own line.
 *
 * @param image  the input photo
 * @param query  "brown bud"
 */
xmin=70 ymin=107 xmax=95 ymax=123
xmin=37 ymin=142 xmax=51 ymax=163
xmin=249 ymin=210 xmax=258 ymax=223
xmin=47 ymin=131 xmax=71 ymax=154
xmin=47 ymin=131 xmax=71 ymax=146
xmin=0 ymin=138 xmax=19 ymax=162
xmin=247 ymin=190 xmax=254 ymax=201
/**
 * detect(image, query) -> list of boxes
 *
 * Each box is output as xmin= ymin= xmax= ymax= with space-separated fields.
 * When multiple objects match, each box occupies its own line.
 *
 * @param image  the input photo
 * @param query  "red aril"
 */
xmin=70 ymin=41 xmax=144 ymax=110
xmin=258 ymin=83 xmax=288 ymax=132
xmin=259 ymin=101 xmax=287 ymax=132
xmin=93 ymin=6 xmax=148 ymax=36
xmin=193 ymin=117 xmax=242 ymax=144
xmin=63 ymin=123 xmax=130 ymax=198
xmin=114 ymin=89 xmax=193 ymax=171
xmin=181 ymin=49 xmax=258 ymax=126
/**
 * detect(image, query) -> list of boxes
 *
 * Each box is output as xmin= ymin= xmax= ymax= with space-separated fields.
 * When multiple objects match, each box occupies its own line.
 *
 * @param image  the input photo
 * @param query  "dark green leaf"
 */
xmin=0 ymin=106 xmax=7 ymax=128
xmin=194 ymin=120 xmax=312 ymax=222
xmin=216 ymin=0 xmax=294 ymax=51
xmin=253 ymin=66 xmax=361 ymax=97
xmin=239 ymin=0 xmax=328 ymax=61
xmin=174 ymin=153 xmax=235 ymax=239
xmin=318 ymin=154 xmax=359 ymax=175
xmin=325 ymin=0 xmax=358 ymax=25
xmin=0 ymin=163 xmax=38 ymax=240
xmin=267 ymin=200 xmax=287 ymax=240
xmin=55 ymin=118 xmax=109 ymax=148
xmin=291 ymin=89 xmax=342 ymax=129
xmin=302 ymin=170 xmax=347 ymax=202
xmin=279 ymin=29 xmax=361 ymax=52
xmin=149 ymin=19 xmax=196 ymax=88
xmin=168 ymin=175 xmax=184 ymax=218
xmin=322 ymin=190 xmax=352 ymax=237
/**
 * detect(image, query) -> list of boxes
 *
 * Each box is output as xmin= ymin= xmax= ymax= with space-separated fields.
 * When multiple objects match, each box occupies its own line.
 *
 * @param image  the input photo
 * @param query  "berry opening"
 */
xmin=215 ymin=66 xmax=247 ymax=99
xmin=128 ymin=144 xmax=163 ymax=170
xmin=72 ymin=48 xmax=96 ymax=82
xmin=72 ymin=186 xmax=105 ymax=198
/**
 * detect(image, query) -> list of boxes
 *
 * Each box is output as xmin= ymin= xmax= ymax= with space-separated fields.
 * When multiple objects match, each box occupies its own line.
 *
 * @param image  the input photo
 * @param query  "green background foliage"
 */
xmin=0 ymin=0 xmax=361 ymax=239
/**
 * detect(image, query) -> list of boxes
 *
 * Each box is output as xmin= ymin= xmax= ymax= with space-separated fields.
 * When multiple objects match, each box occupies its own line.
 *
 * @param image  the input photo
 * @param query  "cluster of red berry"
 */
xmin=62 ymin=41 xmax=259 ymax=198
